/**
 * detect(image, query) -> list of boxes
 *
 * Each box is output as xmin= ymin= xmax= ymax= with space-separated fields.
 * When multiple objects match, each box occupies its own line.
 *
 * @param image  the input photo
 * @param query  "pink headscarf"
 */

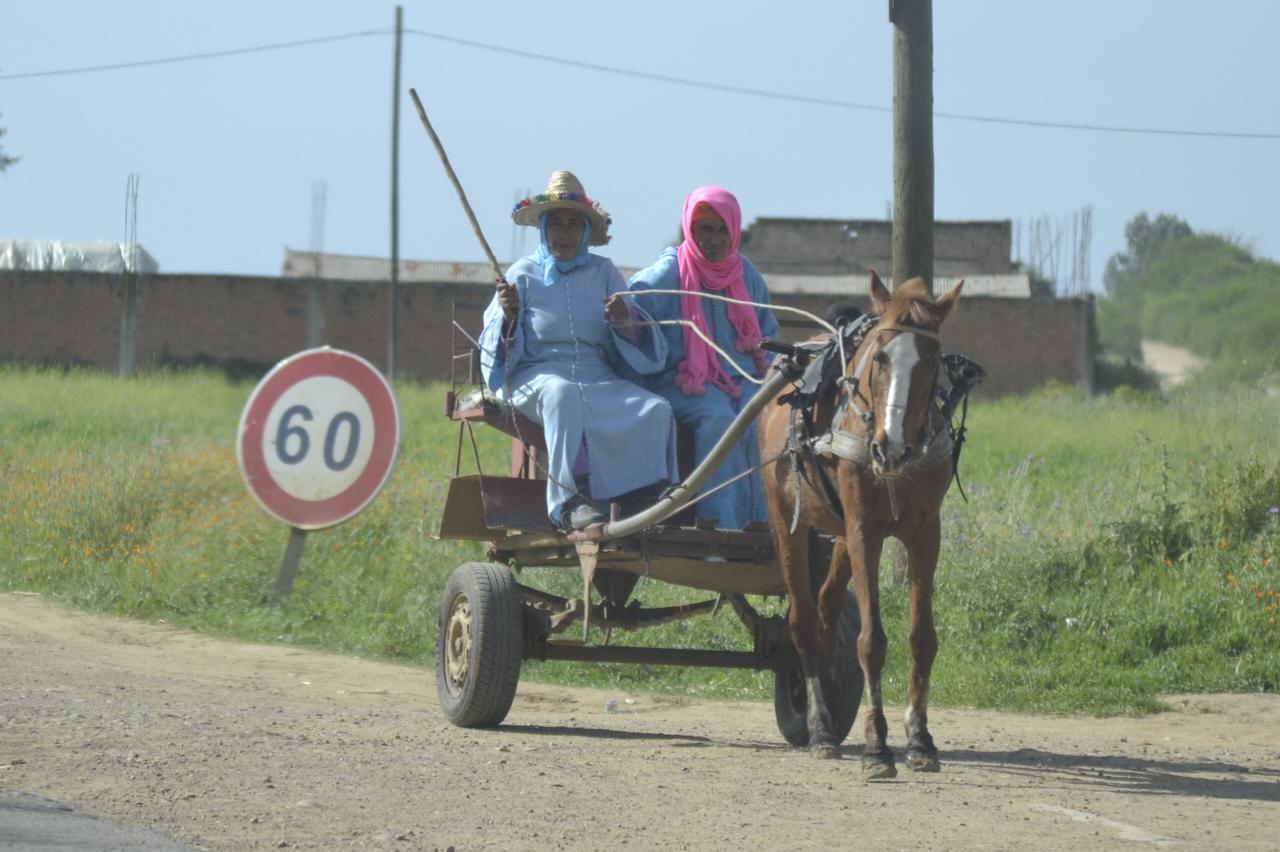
xmin=675 ymin=186 xmax=768 ymax=397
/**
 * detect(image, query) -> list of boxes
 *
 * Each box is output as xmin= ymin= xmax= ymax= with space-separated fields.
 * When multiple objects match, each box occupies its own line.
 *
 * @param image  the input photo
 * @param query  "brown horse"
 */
xmin=759 ymin=271 xmax=963 ymax=778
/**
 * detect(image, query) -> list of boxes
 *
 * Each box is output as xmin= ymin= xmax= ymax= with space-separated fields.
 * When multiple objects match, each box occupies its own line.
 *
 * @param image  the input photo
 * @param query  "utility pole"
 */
xmin=119 ymin=173 xmax=140 ymax=376
xmin=388 ymin=5 xmax=403 ymax=379
xmin=890 ymin=0 xmax=934 ymax=295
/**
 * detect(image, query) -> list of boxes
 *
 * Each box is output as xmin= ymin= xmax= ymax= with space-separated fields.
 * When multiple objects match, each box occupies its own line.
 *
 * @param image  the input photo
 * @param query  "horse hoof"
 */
xmin=906 ymin=748 xmax=941 ymax=772
xmin=810 ymin=743 xmax=841 ymax=760
xmin=860 ymin=753 xmax=897 ymax=781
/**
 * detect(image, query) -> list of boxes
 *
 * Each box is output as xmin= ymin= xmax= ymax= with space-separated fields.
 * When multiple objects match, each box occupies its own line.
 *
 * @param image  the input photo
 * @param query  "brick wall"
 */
xmin=1 ymin=271 xmax=1092 ymax=397
xmin=742 ymin=219 xmax=1015 ymax=278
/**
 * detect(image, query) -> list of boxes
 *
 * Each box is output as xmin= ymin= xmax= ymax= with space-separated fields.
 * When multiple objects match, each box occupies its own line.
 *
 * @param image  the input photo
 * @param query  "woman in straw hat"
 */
xmin=627 ymin=186 xmax=779 ymax=529
xmin=479 ymin=170 xmax=676 ymax=531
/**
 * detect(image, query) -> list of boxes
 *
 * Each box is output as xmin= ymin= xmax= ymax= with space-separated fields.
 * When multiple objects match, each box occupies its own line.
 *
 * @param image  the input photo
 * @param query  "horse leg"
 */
xmin=903 ymin=517 xmax=942 ymax=772
xmin=848 ymin=527 xmax=894 ymax=780
xmin=815 ymin=536 xmax=852 ymax=693
xmin=778 ymin=528 xmax=840 ymax=758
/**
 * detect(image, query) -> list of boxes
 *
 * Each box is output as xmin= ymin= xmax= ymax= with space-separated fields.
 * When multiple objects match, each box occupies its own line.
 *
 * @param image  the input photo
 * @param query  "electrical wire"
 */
xmin=0 ymin=30 xmax=389 ymax=80
xmin=3 ymin=26 xmax=1277 ymax=140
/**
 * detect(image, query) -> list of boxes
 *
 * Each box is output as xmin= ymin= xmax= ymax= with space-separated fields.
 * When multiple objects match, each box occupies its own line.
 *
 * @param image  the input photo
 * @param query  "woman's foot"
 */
xmin=561 ymin=497 xmax=605 ymax=531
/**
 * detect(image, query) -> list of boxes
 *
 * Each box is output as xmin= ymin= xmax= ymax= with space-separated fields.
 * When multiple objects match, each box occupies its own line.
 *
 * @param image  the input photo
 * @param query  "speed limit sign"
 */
xmin=237 ymin=348 xmax=401 ymax=530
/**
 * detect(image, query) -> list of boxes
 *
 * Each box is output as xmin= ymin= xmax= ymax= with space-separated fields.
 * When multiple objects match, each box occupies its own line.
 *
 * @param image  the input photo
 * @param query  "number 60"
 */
xmin=275 ymin=404 xmax=361 ymax=471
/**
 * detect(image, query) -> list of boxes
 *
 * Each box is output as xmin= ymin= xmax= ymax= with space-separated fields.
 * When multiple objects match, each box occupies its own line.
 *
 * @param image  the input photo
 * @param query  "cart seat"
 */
xmin=449 ymin=388 xmax=546 ymax=449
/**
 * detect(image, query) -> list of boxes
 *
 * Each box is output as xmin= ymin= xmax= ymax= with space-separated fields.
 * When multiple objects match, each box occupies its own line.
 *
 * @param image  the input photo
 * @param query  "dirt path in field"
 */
xmin=1141 ymin=340 xmax=1206 ymax=390
xmin=2 ymin=592 xmax=1277 ymax=851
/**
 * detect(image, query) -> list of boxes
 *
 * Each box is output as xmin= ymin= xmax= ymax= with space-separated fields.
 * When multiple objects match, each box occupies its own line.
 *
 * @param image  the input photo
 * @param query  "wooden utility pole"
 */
xmin=388 ymin=5 xmax=403 ymax=379
xmin=890 ymin=0 xmax=934 ymax=295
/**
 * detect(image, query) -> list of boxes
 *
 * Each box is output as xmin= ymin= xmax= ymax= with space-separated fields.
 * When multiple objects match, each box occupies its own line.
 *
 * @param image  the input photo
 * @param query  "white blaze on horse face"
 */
xmin=881 ymin=333 xmax=921 ymax=458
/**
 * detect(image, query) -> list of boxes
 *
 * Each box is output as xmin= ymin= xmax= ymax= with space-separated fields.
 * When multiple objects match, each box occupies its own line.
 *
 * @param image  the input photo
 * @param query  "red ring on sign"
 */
xmin=239 ymin=350 xmax=399 ymax=529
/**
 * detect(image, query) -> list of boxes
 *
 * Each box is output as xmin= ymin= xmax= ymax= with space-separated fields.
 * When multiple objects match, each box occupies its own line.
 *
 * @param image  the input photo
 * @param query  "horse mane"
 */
xmin=876 ymin=277 xmax=946 ymax=330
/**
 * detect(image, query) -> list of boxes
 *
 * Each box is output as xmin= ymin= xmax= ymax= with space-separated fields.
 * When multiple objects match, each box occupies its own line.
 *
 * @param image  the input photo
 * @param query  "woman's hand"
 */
xmin=604 ymin=293 xmax=630 ymax=325
xmin=498 ymin=282 xmax=520 ymax=324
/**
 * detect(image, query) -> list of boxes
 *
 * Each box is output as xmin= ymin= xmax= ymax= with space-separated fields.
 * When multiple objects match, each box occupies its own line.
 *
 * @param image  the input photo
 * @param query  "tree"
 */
xmin=1102 ymin=212 xmax=1192 ymax=298
xmin=0 ymin=113 xmax=16 ymax=173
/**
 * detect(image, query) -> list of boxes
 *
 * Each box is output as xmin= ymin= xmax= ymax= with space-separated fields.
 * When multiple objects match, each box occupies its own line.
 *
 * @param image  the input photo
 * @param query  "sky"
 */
xmin=2 ymin=1 xmax=1277 ymax=294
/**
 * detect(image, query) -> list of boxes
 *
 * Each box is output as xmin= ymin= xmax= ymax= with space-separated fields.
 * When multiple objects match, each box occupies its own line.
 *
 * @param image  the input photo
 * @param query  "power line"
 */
xmin=404 ymin=29 xmax=1280 ymax=141
xmin=0 ymin=30 xmax=389 ymax=80
xmin=403 ymin=29 xmax=894 ymax=115
xmin=3 ymin=25 xmax=1278 ymax=141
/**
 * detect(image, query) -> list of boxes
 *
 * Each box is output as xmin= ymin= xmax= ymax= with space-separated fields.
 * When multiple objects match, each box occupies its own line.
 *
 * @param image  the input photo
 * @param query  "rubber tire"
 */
xmin=773 ymin=589 xmax=865 ymax=747
xmin=436 ymin=562 xmax=524 ymax=728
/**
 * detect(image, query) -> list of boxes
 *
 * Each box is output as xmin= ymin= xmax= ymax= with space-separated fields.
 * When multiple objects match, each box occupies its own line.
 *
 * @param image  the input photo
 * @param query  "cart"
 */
xmin=434 ymin=309 xmax=864 ymax=746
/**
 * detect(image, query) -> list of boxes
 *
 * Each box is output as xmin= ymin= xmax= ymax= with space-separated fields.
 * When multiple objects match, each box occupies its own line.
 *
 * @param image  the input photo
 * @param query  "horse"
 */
xmin=759 ymin=270 xmax=963 ymax=778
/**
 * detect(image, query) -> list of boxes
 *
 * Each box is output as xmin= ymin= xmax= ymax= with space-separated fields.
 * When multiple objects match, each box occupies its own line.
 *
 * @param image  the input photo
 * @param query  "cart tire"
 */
xmin=436 ymin=562 xmax=524 ymax=728
xmin=773 ymin=589 xmax=864 ymax=747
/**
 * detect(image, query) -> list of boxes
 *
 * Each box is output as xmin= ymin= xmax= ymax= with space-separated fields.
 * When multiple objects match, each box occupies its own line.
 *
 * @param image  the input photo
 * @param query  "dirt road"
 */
xmin=1140 ymin=341 xmax=1206 ymax=390
xmin=2 ymin=592 xmax=1277 ymax=851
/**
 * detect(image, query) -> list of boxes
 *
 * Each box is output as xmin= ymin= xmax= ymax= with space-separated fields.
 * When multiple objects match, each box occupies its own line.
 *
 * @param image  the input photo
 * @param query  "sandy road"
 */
xmin=2 ymin=592 xmax=1277 ymax=851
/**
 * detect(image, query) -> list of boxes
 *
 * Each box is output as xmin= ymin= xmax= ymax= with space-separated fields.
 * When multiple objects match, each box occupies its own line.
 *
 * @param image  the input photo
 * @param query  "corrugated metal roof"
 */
xmin=282 ymin=249 xmax=506 ymax=283
xmin=282 ymin=250 xmax=1030 ymax=297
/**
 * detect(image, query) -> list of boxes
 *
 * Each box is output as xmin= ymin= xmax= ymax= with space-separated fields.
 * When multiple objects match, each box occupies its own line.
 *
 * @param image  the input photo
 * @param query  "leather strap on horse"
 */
xmin=786 ymin=407 xmax=846 ymax=533
xmin=937 ymin=353 xmax=986 ymax=503
xmin=801 ymin=406 xmax=846 ymax=523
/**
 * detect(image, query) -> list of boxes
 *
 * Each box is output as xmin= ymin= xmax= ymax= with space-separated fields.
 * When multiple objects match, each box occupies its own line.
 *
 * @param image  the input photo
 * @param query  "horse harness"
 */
xmin=777 ymin=314 xmax=985 ymax=532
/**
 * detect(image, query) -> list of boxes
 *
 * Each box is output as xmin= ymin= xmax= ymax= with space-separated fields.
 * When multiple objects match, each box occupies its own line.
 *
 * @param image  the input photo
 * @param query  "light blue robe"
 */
xmin=480 ymin=253 xmax=677 ymax=525
xmin=628 ymin=248 xmax=780 ymax=529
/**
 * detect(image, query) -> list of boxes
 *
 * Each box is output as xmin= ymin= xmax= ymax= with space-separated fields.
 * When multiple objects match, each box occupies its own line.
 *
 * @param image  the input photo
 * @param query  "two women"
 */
xmin=479 ymin=171 xmax=677 ymax=531
xmin=629 ymin=186 xmax=779 ymax=529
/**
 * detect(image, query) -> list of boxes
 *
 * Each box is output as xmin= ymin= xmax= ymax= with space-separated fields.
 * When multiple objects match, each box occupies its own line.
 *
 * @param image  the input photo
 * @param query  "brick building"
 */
xmin=0 ymin=218 xmax=1093 ymax=397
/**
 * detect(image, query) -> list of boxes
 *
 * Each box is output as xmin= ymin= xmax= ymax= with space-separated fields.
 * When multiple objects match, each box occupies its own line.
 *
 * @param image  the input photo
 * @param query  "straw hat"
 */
xmin=511 ymin=170 xmax=612 ymax=246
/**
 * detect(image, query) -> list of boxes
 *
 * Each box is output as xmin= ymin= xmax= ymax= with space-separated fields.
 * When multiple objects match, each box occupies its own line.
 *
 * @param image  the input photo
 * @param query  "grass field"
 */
xmin=2 ymin=365 xmax=1277 ymax=715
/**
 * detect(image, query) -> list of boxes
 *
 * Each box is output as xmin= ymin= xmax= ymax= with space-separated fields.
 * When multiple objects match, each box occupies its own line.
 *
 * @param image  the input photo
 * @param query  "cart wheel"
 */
xmin=436 ymin=562 xmax=524 ymax=727
xmin=773 ymin=589 xmax=864 ymax=747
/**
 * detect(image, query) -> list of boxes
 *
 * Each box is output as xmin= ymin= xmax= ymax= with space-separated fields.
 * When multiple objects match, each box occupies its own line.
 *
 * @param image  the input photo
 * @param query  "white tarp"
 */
xmin=0 ymin=239 xmax=159 ymax=274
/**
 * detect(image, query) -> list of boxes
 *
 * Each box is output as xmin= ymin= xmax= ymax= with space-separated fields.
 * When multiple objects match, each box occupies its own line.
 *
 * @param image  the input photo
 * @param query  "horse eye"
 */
xmin=873 ymin=351 xmax=890 ymax=366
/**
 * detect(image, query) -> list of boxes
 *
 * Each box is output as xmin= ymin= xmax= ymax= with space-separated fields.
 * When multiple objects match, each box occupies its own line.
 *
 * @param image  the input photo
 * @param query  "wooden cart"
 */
xmin=434 ymin=311 xmax=863 ymax=746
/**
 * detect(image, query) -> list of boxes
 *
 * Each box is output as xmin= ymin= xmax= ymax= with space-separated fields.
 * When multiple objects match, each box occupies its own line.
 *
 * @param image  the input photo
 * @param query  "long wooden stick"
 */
xmin=408 ymin=87 xmax=504 ymax=282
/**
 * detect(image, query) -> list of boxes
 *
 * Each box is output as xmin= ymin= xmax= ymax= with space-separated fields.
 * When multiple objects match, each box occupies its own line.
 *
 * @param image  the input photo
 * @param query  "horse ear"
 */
xmin=934 ymin=279 xmax=964 ymax=321
xmin=869 ymin=269 xmax=891 ymax=315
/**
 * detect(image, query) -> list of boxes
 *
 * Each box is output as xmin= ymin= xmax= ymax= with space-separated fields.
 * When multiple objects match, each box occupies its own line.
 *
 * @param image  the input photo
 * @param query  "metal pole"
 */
xmin=890 ymin=0 xmax=934 ymax=295
xmin=388 ymin=5 xmax=403 ymax=379
xmin=271 ymin=527 xmax=308 ymax=607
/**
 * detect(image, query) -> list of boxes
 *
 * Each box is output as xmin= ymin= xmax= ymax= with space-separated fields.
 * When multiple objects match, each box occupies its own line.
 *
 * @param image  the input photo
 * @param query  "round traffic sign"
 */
xmin=237 ymin=348 xmax=400 ymax=530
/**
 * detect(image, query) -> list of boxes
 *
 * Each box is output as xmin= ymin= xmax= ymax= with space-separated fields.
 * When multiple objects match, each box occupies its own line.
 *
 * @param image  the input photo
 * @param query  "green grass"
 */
xmin=2 ymin=365 xmax=1278 ymax=715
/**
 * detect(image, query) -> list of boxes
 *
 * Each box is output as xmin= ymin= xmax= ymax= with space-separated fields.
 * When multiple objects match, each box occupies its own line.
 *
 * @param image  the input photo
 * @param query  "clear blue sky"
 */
xmin=2 ymin=1 xmax=1277 ymax=293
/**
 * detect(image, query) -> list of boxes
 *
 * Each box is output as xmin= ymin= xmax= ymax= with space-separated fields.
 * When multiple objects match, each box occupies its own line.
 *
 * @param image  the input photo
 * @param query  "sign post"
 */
xmin=237 ymin=348 xmax=401 ymax=604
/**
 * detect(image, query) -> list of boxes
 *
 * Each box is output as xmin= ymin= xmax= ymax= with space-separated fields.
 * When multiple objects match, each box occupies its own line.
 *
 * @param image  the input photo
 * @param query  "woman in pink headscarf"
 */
xmin=628 ymin=186 xmax=779 ymax=529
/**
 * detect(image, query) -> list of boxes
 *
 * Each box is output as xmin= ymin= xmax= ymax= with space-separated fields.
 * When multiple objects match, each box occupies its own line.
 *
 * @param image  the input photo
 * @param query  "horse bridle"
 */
xmin=782 ymin=319 xmax=951 ymax=531
xmin=835 ymin=322 xmax=945 ymax=456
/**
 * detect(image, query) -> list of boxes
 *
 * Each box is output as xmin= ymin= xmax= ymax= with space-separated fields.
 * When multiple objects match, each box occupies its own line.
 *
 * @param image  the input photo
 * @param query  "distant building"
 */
xmin=282 ymin=214 xmax=1032 ymax=300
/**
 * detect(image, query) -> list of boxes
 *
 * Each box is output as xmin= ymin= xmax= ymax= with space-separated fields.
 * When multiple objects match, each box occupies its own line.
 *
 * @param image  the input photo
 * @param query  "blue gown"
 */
xmin=480 ymin=253 xmax=677 ymax=526
xmin=628 ymin=248 xmax=780 ymax=529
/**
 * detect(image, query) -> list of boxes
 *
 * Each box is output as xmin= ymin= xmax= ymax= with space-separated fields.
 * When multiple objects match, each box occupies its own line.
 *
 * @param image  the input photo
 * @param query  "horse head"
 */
xmin=851 ymin=270 xmax=963 ymax=477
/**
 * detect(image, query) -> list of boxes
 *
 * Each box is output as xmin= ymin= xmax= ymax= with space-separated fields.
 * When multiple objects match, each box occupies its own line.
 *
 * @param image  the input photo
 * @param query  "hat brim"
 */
xmin=512 ymin=199 xmax=611 ymax=246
